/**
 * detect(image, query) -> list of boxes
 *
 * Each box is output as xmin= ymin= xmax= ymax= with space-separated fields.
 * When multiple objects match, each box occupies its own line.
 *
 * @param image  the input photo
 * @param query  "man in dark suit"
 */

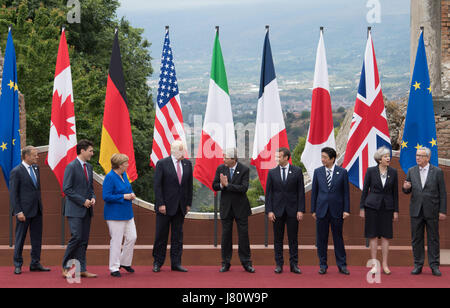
xmin=213 ymin=148 xmax=255 ymax=273
xmin=403 ymin=147 xmax=447 ymax=276
xmin=9 ymin=146 xmax=50 ymax=275
xmin=311 ymin=147 xmax=350 ymax=275
xmin=265 ymin=148 xmax=305 ymax=274
xmin=153 ymin=140 xmax=193 ymax=273
xmin=62 ymin=140 xmax=97 ymax=279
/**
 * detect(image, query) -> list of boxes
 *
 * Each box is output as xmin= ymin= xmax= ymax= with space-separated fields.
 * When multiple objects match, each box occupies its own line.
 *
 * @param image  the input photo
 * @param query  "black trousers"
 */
xmin=153 ymin=206 xmax=185 ymax=267
xmin=316 ymin=209 xmax=347 ymax=269
xmin=62 ymin=214 xmax=92 ymax=272
xmin=411 ymin=209 xmax=440 ymax=268
xmin=273 ymin=212 xmax=299 ymax=266
xmin=221 ymin=212 xmax=252 ymax=267
xmin=14 ymin=213 xmax=43 ymax=268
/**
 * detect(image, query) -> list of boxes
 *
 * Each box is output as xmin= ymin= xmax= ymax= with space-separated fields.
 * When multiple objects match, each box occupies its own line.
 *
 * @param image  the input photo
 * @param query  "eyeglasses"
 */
xmin=416 ymin=154 xmax=428 ymax=157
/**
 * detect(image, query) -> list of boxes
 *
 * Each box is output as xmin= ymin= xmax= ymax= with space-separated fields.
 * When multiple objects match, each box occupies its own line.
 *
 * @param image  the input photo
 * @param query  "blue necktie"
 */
xmin=29 ymin=166 xmax=37 ymax=187
xmin=229 ymin=168 xmax=234 ymax=180
xmin=282 ymin=167 xmax=286 ymax=182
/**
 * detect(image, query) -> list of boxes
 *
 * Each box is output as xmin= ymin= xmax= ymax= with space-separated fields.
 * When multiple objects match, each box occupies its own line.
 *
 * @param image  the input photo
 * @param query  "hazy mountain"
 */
xmin=118 ymin=0 xmax=411 ymax=105
xmin=117 ymin=0 xmax=411 ymax=210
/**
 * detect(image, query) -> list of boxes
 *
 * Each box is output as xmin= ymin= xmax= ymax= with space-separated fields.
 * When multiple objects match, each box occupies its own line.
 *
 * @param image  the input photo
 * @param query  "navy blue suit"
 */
xmin=9 ymin=163 xmax=43 ymax=268
xmin=311 ymin=165 xmax=350 ymax=269
xmin=265 ymin=164 xmax=305 ymax=266
xmin=62 ymin=158 xmax=95 ymax=273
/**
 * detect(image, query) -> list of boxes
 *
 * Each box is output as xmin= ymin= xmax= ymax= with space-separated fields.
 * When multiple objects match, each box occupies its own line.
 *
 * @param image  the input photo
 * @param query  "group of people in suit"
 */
xmin=9 ymin=139 xmax=447 ymax=278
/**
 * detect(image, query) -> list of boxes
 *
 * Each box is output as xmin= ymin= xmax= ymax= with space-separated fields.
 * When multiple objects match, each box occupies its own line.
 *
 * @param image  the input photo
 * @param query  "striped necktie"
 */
xmin=326 ymin=169 xmax=332 ymax=189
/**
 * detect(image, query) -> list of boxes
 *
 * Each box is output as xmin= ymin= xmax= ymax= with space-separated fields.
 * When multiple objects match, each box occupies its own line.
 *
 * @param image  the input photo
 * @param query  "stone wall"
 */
xmin=442 ymin=0 xmax=450 ymax=97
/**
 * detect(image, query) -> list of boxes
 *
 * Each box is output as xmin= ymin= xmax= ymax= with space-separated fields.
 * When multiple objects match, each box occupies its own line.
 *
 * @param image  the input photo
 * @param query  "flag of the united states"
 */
xmin=150 ymin=29 xmax=187 ymax=167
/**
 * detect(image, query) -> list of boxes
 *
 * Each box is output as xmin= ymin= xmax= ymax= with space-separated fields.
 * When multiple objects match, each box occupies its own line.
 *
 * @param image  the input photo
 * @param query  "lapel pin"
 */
xmin=336 ymin=172 xmax=339 ymax=175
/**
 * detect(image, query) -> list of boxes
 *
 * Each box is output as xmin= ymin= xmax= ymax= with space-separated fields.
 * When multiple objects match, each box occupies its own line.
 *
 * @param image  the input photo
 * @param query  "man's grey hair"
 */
xmin=417 ymin=146 xmax=431 ymax=157
xmin=373 ymin=146 xmax=391 ymax=164
xmin=170 ymin=140 xmax=185 ymax=152
xmin=21 ymin=145 xmax=36 ymax=159
xmin=224 ymin=148 xmax=238 ymax=160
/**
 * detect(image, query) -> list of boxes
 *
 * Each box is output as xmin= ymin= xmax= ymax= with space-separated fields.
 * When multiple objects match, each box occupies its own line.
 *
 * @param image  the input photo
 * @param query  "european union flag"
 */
xmin=400 ymin=31 xmax=438 ymax=174
xmin=0 ymin=29 xmax=21 ymax=189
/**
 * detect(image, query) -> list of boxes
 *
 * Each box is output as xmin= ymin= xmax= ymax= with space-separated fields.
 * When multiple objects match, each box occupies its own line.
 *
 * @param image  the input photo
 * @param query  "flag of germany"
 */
xmin=99 ymin=30 xmax=137 ymax=181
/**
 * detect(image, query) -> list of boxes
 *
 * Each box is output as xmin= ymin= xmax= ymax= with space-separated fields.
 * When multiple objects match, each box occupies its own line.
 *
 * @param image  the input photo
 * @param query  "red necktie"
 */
xmin=83 ymin=163 xmax=89 ymax=183
xmin=176 ymin=161 xmax=182 ymax=185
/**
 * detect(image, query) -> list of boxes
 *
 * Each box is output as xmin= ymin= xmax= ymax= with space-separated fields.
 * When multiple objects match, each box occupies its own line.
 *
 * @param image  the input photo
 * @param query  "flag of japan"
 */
xmin=301 ymin=29 xmax=335 ymax=180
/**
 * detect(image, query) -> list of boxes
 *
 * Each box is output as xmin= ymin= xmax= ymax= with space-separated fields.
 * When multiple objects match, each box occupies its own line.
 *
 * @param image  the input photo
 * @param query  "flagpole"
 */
xmin=58 ymin=25 xmax=67 ymax=247
xmin=263 ymin=25 xmax=268 ymax=247
xmin=365 ymin=26 xmax=371 ymax=250
xmin=213 ymin=25 xmax=219 ymax=248
xmin=8 ymin=24 xmax=13 ymax=248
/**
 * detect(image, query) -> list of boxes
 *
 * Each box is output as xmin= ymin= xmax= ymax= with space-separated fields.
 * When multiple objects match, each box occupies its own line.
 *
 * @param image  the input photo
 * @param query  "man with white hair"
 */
xmin=153 ymin=140 xmax=193 ymax=273
xmin=213 ymin=148 xmax=255 ymax=273
xmin=403 ymin=146 xmax=447 ymax=276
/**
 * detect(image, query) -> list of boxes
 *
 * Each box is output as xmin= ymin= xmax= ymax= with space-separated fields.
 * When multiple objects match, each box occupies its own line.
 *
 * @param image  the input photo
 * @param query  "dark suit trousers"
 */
xmin=221 ymin=213 xmax=252 ymax=266
xmin=62 ymin=214 xmax=92 ymax=272
xmin=411 ymin=209 xmax=440 ymax=268
xmin=153 ymin=206 xmax=185 ymax=267
xmin=14 ymin=213 xmax=43 ymax=268
xmin=316 ymin=209 xmax=347 ymax=269
xmin=273 ymin=212 xmax=299 ymax=266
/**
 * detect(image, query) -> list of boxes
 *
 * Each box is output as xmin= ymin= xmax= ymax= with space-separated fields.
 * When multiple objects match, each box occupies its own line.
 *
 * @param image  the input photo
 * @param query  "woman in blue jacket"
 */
xmin=103 ymin=153 xmax=137 ymax=277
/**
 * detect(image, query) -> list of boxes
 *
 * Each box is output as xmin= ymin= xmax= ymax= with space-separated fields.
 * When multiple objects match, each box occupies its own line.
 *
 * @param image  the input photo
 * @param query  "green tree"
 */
xmin=0 ymin=0 xmax=155 ymax=201
xmin=291 ymin=136 xmax=306 ymax=172
xmin=247 ymin=177 xmax=264 ymax=208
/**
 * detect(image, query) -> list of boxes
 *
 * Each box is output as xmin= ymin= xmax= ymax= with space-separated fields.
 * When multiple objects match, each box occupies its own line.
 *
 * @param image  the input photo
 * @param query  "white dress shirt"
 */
xmin=22 ymin=161 xmax=36 ymax=179
xmin=280 ymin=163 xmax=290 ymax=181
xmin=220 ymin=161 xmax=237 ymax=189
xmin=419 ymin=163 xmax=430 ymax=189
xmin=171 ymin=155 xmax=183 ymax=178
xmin=326 ymin=164 xmax=336 ymax=182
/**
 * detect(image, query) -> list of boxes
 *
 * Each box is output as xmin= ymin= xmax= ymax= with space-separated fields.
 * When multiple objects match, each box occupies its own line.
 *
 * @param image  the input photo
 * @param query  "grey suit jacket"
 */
xmin=402 ymin=164 xmax=447 ymax=218
xmin=63 ymin=159 xmax=96 ymax=218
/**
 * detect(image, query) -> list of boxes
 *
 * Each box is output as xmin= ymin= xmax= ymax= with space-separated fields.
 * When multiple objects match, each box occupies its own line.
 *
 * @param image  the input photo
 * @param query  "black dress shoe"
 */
xmin=30 ymin=264 xmax=51 ymax=272
xmin=274 ymin=265 xmax=283 ymax=274
xmin=290 ymin=265 xmax=302 ymax=274
xmin=219 ymin=264 xmax=231 ymax=272
xmin=171 ymin=265 xmax=188 ymax=272
xmin=431 ymin=268 xmax=442 ymax=277
xmin=338 ymin=266 xmax=350 ymax=275
xmin=153 ymin=264 xmax=161 ymax=273
xmin=120 ymin=265 xmax=135 ymax=273
xmin=111 ymin=271 xmax=121 ymax=277
xmin=243 ymin=265 xmax=255 ymax=273
xmin=411 ymin=266 xmax=423 ymax=275
xmin=14 ymin=267 xmax=22 ymax=275
xmin=318 ymin=267 xmax=327 ymax=275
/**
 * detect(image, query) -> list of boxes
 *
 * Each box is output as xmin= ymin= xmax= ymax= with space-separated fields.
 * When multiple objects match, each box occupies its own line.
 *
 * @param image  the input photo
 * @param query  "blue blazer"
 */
xmin=311 ymin=165 xmax=350 ymax=219
xmin=103 ymin=170 xmax=134 ymax=221
xmin=63 ymin=159 xmax=95 ymax=218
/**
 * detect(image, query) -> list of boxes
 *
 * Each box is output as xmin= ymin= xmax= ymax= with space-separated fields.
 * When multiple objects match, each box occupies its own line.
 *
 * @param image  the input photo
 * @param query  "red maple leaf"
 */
xmin=51 ymin=90 xmax=75 ymax=139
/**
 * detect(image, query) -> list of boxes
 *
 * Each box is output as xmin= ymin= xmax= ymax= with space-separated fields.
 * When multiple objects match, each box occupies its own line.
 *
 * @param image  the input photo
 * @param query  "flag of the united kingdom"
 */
xmin=342 ymin=31 xmax=391 ymax=190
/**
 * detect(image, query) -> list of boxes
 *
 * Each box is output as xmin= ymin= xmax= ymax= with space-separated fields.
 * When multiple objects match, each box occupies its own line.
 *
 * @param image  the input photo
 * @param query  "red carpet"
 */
xmin=1 ymin=266 xmax=449 ymax=288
